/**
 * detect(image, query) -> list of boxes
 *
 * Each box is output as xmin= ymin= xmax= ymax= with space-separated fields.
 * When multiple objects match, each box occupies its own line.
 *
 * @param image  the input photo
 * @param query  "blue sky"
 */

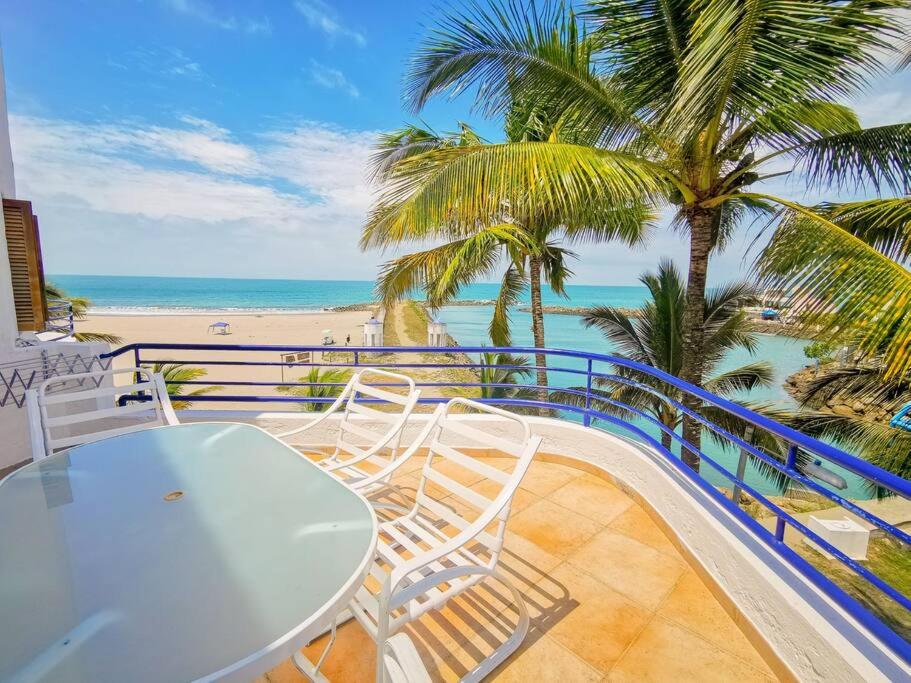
xmin=1 ymin=0 xmax=909 ymax=285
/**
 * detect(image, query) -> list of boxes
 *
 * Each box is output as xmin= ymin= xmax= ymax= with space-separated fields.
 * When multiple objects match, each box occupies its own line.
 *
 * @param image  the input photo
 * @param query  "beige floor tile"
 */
xmin=608 ymin=617 xmax=776 ymax=682
xmin=567 ymin=529 xmax=686 ymax=610
xmin=508 ymin=498 xmax=604 ymax=558
xmin=547 ymin=476 xmax=634 ymax=525
xmin=517 ymin=461 xmax=583 ymax=497
xmin=608 ymin=505 xmax=680 ymax=558
xmin=440 ymin=630 xmax=603 ymax=683
xmin=543 ymin=563 xmax=653 ymax=673
xmin=656 ymin=571 xmax=774 ymax=674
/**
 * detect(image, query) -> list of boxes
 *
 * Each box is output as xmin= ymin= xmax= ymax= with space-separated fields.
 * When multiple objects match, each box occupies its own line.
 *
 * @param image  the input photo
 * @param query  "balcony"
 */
xmin=81 ymin=341 xmax=910 ymax=681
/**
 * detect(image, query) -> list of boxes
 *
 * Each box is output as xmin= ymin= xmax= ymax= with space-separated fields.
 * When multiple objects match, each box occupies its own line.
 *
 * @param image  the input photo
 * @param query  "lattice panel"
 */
xmin=0 ymin=351 xmax=111 ymax=408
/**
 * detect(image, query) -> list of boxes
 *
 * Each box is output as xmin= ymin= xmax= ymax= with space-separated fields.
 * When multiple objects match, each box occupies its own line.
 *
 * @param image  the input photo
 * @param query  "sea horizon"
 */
xmin=49 ymin=273 xmax=652 ymax=314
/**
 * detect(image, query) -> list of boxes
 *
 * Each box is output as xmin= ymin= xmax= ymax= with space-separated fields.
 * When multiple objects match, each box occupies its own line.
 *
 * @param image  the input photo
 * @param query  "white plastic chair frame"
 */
xmin=276 ymin=368 xmax=421 ymax=495
xmin=383 ymin=633 xmax=433 ymax=683
xmin=348 ymin=398 xmax=542 ymax=683
xmin=25 ymin=367 xmax=179 ymax=460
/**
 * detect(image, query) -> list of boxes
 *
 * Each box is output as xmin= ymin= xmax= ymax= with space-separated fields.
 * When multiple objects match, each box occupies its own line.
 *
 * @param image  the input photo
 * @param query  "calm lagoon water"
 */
xmin=51 ymin=274 xmax=866 ymax=497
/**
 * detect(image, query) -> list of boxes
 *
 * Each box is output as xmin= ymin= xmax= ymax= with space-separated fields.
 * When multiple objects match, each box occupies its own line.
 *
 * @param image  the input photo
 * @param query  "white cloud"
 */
xmin=308 ymin=60 xmax=360 ymax=98
xmin=162 ymin=0 xmax=271 ymax=35
xmin=9 ymin=114 xmax=384 ymax=278
xmin=115 ymin=47 xmax=209 ymax=82
xmin=294 ymin=0 xmax=366 ymax=47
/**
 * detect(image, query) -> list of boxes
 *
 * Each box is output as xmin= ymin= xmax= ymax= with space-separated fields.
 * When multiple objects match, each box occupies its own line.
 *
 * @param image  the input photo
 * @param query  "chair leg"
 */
xmin=292 ymin=619 xmax=338 ymax=683
xmin=459 ymin=570 xmax=530 ymax=683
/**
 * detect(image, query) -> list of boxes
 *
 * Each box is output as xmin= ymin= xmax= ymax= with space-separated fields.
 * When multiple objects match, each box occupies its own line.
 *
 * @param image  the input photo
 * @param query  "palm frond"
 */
xmin=581 ymin=306 xmax=651 ymax=364
xmin=585 ymin=0 xmax=692 ymax=111
xmin=562 ymin=202 xmax=658 ymax=246
xmin=823 ymin=198 xmax=911 ymax=263
xmin=787 ymin=123 xmax=911 ymax=193
xmin=669 ymin=0 xmax=899 ymax=142
xmin=374 ymin=227 xmax=511 ymax=307
xmin=74 ymin=331 xmax=123 ymax=344
xmin=490 ymin=264 xmax=527 ymax=346
xmin=729 ymin=99 xmax=860 ymax=152
xmin=405 ymin=0 xmax=651 ymax=147
xmin=362 ymin=142 xmax=667 ymax=249
xmin=789 ymin=410 xmax=911 ymax=493
xmin=704 ymin=362 xmax=774 ymax=396
xmin=756 ymin=204 xmax=911 ymax=379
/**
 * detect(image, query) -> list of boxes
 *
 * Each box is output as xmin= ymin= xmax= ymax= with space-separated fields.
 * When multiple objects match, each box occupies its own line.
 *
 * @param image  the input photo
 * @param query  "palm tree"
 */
xmin=365 ymin=64 xmax=654 ymax=405
xmin=388 ymin=0 xmax=910 ymax=470
xmin=552 ymin=260 xmax=775 ymax=458
xmin=45 ymin=282 xmax=122 ymax=344
xmin=144 ymin=362 xmax=217 ymax=410
xmin=277 ymin=367 xmax=350 ymax=412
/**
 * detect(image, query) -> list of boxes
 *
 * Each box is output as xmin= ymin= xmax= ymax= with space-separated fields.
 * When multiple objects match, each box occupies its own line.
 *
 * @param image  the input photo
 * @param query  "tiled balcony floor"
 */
xmin=258 ymin=455 xmax=778 ymax=682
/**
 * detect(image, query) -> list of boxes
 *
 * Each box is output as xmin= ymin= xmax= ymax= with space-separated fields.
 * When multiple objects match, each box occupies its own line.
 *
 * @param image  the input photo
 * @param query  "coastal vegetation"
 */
xmin=143 ymin=362 xmax=217 ymax=410
xmin=368 ymin=0 xmax=911 ymax=473
xmin=277 ymin=367 xmax=351 ymax=412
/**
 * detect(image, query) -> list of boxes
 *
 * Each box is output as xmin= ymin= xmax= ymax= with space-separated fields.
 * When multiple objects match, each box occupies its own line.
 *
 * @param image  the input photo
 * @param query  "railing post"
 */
xmin=775 ymin=444 xmax=799 ymax=541
xmin=583 ymin=358 xmax=593 ymax=427
xmin=353 ymin=351 xmax=359 ymax=367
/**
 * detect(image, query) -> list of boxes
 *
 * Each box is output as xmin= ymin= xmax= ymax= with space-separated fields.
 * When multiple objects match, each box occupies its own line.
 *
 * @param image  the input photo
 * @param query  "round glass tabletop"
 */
xmin=0 ymin=422 xmax=377 ymax=682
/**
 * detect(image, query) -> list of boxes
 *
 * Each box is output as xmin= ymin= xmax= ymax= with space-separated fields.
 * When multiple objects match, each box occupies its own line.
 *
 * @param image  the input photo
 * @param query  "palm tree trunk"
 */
xmin=528 ymin=255 xmax=548 ymax=409
xmin=679 ymin=207 xmax=716 ymax=471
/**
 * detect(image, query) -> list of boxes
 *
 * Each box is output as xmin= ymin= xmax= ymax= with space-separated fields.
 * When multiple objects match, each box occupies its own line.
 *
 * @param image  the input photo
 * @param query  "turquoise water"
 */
xmin=50 ymin=274 xmax=869 ymax=497
xmin=49 ymin=274 xmax=649 ymax=313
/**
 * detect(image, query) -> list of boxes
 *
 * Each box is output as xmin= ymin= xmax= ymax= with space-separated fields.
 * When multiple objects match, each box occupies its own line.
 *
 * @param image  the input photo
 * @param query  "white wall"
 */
xmin=0 ymin=43 xmax=20 ymax=350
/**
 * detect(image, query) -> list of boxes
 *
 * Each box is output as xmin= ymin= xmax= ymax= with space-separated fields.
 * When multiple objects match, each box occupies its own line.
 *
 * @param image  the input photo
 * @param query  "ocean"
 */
xmin=52 ymin=274 xmax=864 ymax=497
xmin=49 ymin=274 xmax=650 ymax=314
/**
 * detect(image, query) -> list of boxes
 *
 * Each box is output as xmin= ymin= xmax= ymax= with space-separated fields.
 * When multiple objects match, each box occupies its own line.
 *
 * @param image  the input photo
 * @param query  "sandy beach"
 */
xmin=77 ymin=310 xmax=376 ymax=347
xmin=77 ymin=310 xmax=381 ymax=408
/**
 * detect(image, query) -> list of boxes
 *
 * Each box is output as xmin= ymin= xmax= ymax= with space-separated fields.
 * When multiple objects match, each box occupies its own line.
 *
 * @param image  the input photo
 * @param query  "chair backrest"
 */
xmin=327 ymin=368 xmax=420 ymax=471
xmin=26 ymin=367 xmax=178 ymax=460
xmin=412 ymin=398 xmax=542 ymax=569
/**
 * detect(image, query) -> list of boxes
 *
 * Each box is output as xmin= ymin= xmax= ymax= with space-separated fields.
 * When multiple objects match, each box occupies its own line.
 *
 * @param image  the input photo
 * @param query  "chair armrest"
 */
xmin=350 ymin=404 xmax=442 ymax=488
xmin=275 ymin=388 xmax=351 ymax=439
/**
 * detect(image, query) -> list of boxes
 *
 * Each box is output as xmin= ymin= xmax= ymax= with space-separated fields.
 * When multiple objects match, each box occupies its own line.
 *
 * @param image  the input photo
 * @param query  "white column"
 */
xmin=0 ymin=44 xmax=19 ymax=349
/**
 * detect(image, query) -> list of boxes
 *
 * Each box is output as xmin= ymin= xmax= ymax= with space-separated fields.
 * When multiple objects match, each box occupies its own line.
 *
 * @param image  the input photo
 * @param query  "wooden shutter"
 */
xmin=3 ymin=198 xmax=47 ymax=331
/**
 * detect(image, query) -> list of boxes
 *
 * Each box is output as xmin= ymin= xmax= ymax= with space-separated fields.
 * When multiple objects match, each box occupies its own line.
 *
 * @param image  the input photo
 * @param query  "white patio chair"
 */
xmin=276 ymin=368 xmax=422 ymax=497
xmin=316 ymin=398 xmax=542 ymax=683
xmin=25 ymin=367 xmax=178 ymax=460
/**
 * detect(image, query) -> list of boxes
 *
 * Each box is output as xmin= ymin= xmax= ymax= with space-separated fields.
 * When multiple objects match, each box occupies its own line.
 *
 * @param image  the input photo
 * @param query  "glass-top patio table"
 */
xmin=0 ymin=422 xmax=378 ymax=683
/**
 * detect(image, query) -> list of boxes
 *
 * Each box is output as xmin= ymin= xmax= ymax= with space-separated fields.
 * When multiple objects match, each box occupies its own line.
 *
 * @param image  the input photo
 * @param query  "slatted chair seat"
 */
xmin=25 ymin=367 xmax=179 ymax=460
xmin=276 ymin=368 xmax=421 ymax=497
xmin=293 ymin=398 xmax=542 ymax=683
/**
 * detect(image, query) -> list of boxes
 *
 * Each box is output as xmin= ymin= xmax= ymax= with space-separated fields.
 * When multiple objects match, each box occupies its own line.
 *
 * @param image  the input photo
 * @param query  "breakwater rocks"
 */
xmin=518 ymin=305 xmax=642 ymax=317
xmin=327 ymin=302 xmax=379 ymax=312
xmin=783 ymin=365 xmax=891 ymax=422
xmin=750 ymin=318 xmax=807 ymax=339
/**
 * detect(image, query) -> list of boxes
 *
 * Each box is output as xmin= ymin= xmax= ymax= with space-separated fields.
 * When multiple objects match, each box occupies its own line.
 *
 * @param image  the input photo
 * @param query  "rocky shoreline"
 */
xmin=783 ymin=364 xmax=891 ymax=422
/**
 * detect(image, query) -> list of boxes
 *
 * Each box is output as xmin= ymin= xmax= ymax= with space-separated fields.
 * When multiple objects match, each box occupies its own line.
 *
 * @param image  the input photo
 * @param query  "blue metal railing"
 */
xmin=45 ymin=299 xmax=74 ymax=338
xmin=101 ymin=342 xmax=911 ymax=661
